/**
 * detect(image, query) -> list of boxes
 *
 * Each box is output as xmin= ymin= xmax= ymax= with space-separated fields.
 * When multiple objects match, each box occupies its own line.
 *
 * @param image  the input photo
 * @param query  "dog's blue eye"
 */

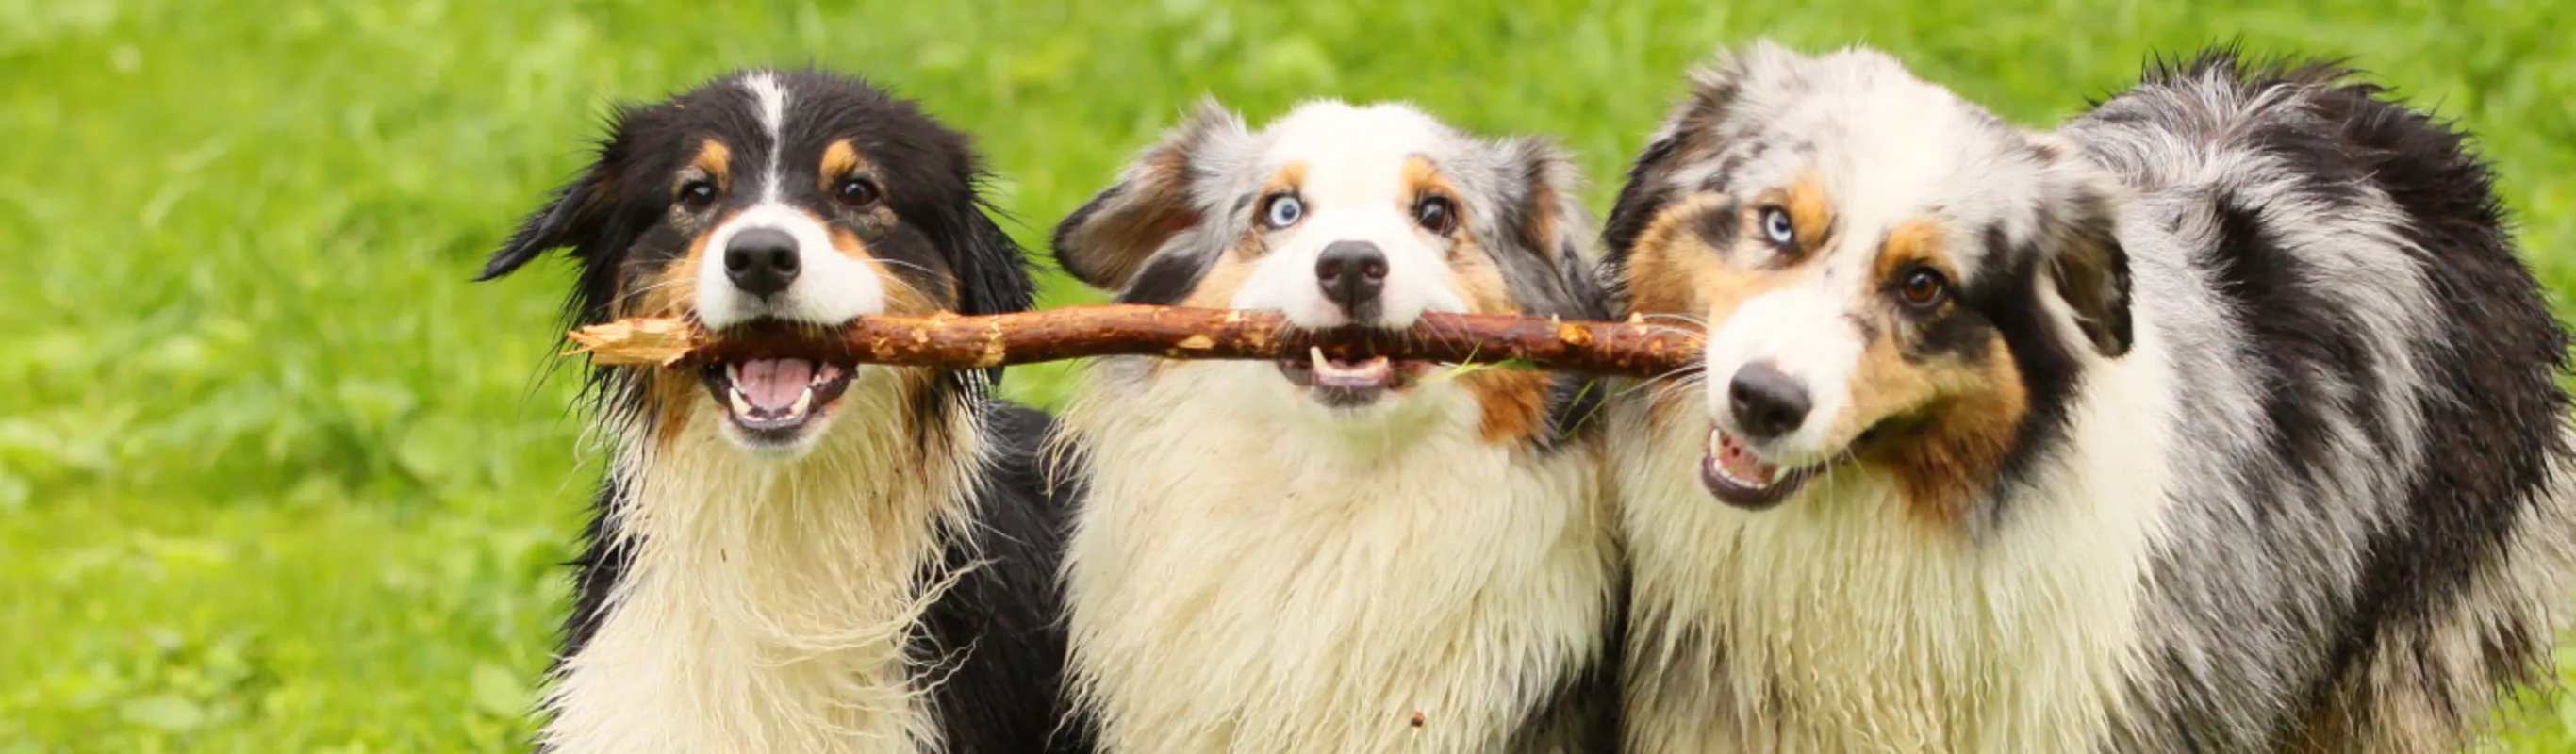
xmin=1263 ymin=194 xmax=1304 ymax=229
xmin=1761 ymin=206 xmax=1794 ymax=246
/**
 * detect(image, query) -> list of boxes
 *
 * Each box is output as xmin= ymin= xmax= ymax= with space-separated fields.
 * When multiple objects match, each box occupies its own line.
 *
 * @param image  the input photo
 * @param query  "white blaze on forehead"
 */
xmin=1704 ymin=286 xmax=1862 ymax=461
xmin=742 ymin=72 xmax=789 ymax=202
xmin=1232 ymin=101 xmax=1469 ymax=329
xmin=1264 ymin=102 xmax=1445 ymax=186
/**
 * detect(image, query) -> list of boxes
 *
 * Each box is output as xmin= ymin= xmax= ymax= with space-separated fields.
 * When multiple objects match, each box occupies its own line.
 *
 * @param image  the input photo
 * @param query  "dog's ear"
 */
xmin=1491 ymin=136 xmax=1606 ymax=320
xmin=1050 ymin=100 xmax=1250 ymax=292
xmin=953 ymin=199 xmax=1039 ymax=318
xmin=479 ymin=141 xmax=625 ymax=282
xmin=1601 ymin=42 xmax=1790 ymax=265
xmin=2030 ymin=134 xmax=2134 ymax=357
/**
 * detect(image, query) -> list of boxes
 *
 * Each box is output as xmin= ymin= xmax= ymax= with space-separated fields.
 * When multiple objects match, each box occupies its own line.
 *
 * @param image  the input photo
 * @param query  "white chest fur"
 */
xmin=1613 ymin=345 xmax=2179 ymax=753
xmin=1061 ymin=362 xmax=1618 ymax=753
xmin=538 ymin=384 xmax=972 ymax=754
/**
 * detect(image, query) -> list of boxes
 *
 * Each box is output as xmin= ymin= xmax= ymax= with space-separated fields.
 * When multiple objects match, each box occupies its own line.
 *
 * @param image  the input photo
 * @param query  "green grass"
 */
xmin=4 ymin=0 xmax=2573 ymax=750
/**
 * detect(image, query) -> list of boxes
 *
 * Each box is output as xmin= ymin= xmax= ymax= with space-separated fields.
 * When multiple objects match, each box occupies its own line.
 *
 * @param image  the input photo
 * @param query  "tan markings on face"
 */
xmin=1171 ymin=161 xmax=1311 ymax=309
xmin=1397 ymin=156 xmax=1453 ymax=227
xmin=1626 ymin=193 xmax=1824 ymax=433
xmin=625 ymin=217 xmax=720 ymax=320
xmin=1835 ymin=218 xmax=2031 ymax=527
xmin=1461 ymin=369 xmax=1553 ymax=444
xmin=1623 ymin=195 xmax=1731 ymax=318
xmin=1148 ymin=247 xmax=1255 ymax=381
xmin=689 ymin=139 xmax=731 ymax=194
xmin=818 ymin=139 xmax=900 ymax=224
xmin=1851 ymin=336 xmax=2028 ymax=527
xmin=645 ymin=372 xmax=702 ymax=449
xmin=818 ymin=139 xmax=865 ymax=188
xmin=1401 ymin=156 xmax=1551 ymax=443
xmin=630 ymin=227 xmax=715 ymax=447
xmin=1253 ymin=160 xmax=1309 ymax=243
xmin=1872 ymin=218 xmax=1953 ymax=289
xmin=1150 ymin=196 xmax=1271 ymax=377
xmin=1786 ymin=172 xmax=1833 ymax=252
xmin=1174 ymin=254 xmax=1257 ymax=310
xmin=1626 ymin=194 xmax=1821 ymax=331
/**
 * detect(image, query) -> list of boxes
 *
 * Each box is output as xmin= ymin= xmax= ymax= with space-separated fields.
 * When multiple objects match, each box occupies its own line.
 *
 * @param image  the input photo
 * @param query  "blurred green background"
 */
xmin=4 ymin=0 xmax=2573 ymax=750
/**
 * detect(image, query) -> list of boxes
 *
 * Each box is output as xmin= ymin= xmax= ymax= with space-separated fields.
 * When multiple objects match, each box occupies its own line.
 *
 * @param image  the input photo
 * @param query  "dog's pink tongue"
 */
xmin=735 ymin=359 xmax=814 ymax=409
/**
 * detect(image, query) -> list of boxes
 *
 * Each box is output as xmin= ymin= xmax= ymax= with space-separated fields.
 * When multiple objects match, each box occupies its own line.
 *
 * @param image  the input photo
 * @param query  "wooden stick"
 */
xmin=564 ymin=304 xmax=1704 ymax=381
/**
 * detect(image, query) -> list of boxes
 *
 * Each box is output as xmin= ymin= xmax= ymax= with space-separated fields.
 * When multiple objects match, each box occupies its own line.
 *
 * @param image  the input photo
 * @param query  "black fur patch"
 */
xmin=1968 ymin=247 xmax=2088 ymax=520
xmin=2271 ymin=56 xmax=2571 ymax=734
xmin=482 ymin=68 xmax=1032 ymax=390
xmin=554 ymin=480 xmax=633 ymax=663
xmin=1908 ymin=304 xmax=1996 ymax=367
xmin=1602 ymin=74 xmax=1743 ymax=270
xmin=920 ymin=404 xmax=1097 ymax=753
xmin=2091 ymin=47 xmax=2570 ymax=746
xmin=1049 ymin=183 xmax=1135 ymax=289
xmin=1693 ymin=202 xmax=1741 ymax=252
xmin=2202 ymin=193 xmax=2381 ymax=506
xmin=482 ymin=68 xmax=1074 ymax=753
xmin=1115 ymin=246 xmax=1214 ymax=306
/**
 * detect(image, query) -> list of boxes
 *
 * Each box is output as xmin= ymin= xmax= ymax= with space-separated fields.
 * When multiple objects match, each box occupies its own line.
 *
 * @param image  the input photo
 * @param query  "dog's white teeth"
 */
xmin=1311 ymin=346 xmax=1329 ymax=372
xmin=728 ymin=389 xmax=754 ymax=418
xmin=1709 ymin=428 xmax=1725 ymax=456
xmin=787 ymin=385 xmax=814 ymax=418
xmin=727 ymin=362 xmax=743 ymax=385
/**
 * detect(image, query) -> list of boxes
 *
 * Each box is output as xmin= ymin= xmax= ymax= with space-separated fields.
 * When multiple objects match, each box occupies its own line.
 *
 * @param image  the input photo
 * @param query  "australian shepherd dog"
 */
xmin=479 ymin=69 xmax=1083 ymax=753
xmin=1046 ymin=101 xmax=1624 ymax=752
xmin=1600 ymin=42 xmax=2576 ymax=751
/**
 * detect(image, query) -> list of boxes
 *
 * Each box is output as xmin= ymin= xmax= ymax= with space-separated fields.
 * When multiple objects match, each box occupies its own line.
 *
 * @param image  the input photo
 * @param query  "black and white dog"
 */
xmin=1047 ymin=101 xmax=1623 ymax=751
xmin=1601 ymin=42 xmax=2576 ymax=751
xmin=480 ymin=69 xmax=1083 ymax=753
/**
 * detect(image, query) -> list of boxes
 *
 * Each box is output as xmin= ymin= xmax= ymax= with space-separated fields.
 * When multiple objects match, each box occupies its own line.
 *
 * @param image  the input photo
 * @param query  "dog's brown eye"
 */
xmin=1414 ymin=196 xmax=1458 ymax=235
xmin=835 ymin=177 xmax=881 ymax=208
xmin=1899 ymin=267 xmax=1948 ymax=308
xmin=678 ymin=180 xmax=718 ymax=210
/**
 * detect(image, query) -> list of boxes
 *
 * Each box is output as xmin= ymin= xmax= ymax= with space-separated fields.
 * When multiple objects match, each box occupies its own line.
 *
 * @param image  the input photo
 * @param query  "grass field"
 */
xmin=5 ymin=0 xmax=2574 ymax=750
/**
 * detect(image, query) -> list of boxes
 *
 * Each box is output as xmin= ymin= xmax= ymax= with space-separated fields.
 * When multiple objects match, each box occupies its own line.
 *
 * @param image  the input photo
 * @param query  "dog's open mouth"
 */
xmin=1701 ymin=427 xmax=1826 ymax=509
xmin=700 ymin=357 xmax=857 ymax=440
xmin=1277 ymin=348 xmax=1434 ymax=407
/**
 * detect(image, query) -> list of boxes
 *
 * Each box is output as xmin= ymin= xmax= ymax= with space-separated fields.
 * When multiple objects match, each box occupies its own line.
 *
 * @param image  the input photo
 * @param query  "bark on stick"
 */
xmin=565 ymin=304 xmax=1704 ymax=381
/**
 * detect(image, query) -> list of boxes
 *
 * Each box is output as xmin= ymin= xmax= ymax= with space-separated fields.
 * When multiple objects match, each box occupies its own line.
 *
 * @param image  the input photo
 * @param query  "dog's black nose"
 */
xmin=1728 ymin=362 xmax=1811 ymax=440
xmin=1315 ymin=240 xmax=1388 ymax=319
xmin=724 ymin=228 xmax=801 ymax=298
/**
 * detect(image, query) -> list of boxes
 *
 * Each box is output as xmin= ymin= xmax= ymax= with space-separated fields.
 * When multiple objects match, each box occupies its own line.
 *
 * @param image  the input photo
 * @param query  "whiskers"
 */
xmin=1625 ymin=362 xmax=1710 ymax=405
xmin=613 ymin=273 xmax=700 ymax=319
xmin=866 ymin=258 xmax=949 ymax=317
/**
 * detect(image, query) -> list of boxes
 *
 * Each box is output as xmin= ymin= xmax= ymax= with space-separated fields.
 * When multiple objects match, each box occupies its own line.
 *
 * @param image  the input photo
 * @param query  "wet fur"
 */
xmin=480 ymin=69 xmax=1085 ymax=753
xmin=1604 ymin=42 xmax=2576 ymax=752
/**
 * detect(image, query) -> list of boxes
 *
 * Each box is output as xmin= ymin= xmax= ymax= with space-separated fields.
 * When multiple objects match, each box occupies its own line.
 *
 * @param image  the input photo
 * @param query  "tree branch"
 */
xmin=565 ymin=304 xmax=1705 ymax=381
